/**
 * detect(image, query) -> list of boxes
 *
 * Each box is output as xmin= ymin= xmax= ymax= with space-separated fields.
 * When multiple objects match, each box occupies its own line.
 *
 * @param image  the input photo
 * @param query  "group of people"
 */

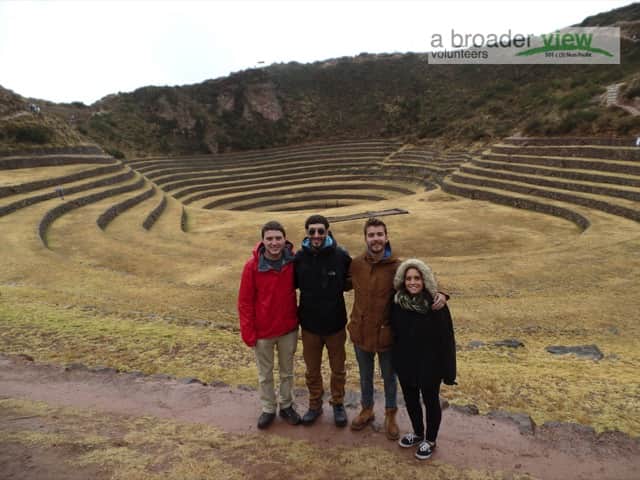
xmin=237 ymin=215 xmax=456 ymax=460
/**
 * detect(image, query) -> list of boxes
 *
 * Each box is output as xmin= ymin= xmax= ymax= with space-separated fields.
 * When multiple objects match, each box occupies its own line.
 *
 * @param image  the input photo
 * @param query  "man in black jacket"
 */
xmin=295 ymin=214 xmax=352 ymax=427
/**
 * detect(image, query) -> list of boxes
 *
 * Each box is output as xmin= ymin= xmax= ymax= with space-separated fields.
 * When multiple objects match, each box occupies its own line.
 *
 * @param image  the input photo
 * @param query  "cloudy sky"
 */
xmin=0 ymin=0 xmax=631 ymax=105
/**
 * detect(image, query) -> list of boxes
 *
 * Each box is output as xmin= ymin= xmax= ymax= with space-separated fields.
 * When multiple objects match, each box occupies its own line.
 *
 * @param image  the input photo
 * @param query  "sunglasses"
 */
xmin=308 ymin=228 xmax=326 ymax=235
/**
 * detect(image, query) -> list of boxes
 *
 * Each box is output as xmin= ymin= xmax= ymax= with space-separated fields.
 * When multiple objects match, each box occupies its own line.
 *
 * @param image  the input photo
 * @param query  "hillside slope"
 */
xmin=2 ymin=4 xmax=640 ymax=157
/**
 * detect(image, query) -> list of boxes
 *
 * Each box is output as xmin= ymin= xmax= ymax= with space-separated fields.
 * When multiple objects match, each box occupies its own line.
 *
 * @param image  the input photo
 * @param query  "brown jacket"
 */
xmin=347 ymin=244 xmax=401 ymax=353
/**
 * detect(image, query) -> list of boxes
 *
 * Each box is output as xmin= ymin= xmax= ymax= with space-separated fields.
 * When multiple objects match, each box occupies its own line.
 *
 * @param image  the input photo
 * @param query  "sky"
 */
xmin=0 ymin=0 xmax=633 ymax=105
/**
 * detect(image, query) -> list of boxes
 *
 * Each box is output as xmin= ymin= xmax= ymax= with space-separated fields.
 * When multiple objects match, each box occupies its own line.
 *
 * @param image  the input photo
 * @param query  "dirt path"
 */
xmin=1 ymin=354 xmax=638 ymax=480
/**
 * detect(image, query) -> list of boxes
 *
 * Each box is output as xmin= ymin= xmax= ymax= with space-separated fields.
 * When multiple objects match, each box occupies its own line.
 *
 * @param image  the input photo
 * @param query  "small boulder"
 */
xmin=179 ymin=377 xmax=204 ymax=385
xmin=209 ymin=380 xmax=229 ymax=388
xmin=545 ymin=345 xmax=603 ymax=360
xmin=492 ymin=339 xmax=525 ymax=348
xmin=65 ymin=363 xmax=88 ymax=372
xmin=488 ymin=410 xmax=535 ymax=435
xmin=91 ymin=366 xmax=118 ymax=374
xmin=237 ymin=384 xmax=256 ymax=392
xmin=451 ymin=404 xmax=480 ymax=415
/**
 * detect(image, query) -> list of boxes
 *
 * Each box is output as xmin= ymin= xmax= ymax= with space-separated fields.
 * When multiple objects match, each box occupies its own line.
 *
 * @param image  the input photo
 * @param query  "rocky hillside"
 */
xmin=0 ymin=86 xmax=88 ymax=152
xmin=2 ymin=3 xmax=640 ymax=157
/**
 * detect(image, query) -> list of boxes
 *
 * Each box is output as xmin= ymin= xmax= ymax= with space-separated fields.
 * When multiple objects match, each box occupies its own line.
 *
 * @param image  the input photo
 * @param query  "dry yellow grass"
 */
xmin=0 ymin=164 xmax=639 ymax=438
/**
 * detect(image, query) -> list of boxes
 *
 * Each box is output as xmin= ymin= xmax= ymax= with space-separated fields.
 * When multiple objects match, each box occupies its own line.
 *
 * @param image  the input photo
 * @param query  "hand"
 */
xmin=431 ymin=292 xmax=447 ymax=311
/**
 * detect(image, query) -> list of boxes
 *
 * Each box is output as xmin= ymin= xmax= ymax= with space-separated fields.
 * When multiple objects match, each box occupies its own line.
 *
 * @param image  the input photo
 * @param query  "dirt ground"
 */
xmin=1 ymin=354 xmax=638 ymax=480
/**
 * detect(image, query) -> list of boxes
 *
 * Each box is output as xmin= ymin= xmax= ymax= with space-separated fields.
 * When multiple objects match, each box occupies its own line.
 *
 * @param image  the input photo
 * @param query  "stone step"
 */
xmin=97 ymin=185 xmax=157 ymax=230
xmin=38 ymin=174 xmax=147 ymax=247
xmin=470 ymin=158 xmax=640 ymax=188
xmin=185 ymin=181 xmax=416 ymax=208
xmin=450 ymin=171 xmax=640 ymax=223
xmin=459 ymin=165 xmax=640 ymax=202
xmin=491 ymin=144 xmax=640 ymax=161
xmin=502 ymin=137 xmax=634 ymax=147
xmin=482 ymin=152 xmax=640 ymax=175
xmin=441 ymin=177 xmax=590 ymax=230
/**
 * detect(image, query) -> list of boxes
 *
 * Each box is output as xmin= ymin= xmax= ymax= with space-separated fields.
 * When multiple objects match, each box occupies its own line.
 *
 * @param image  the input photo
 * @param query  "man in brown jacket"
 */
xmin=347 ymin=217 xmax=448 ymax=439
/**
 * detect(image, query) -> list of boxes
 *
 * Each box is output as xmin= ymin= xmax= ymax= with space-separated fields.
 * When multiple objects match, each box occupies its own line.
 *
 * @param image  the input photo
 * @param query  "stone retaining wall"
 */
xmin=142 ymin=195 xmax=167 ymax=230
xmin=0 ymin=164 xmax=123 ymax=198
xmin=0 ymin=145 xmax=104 ymax=158
xmin=180 ymin=207 xmax=188 ymax=232
xmin=38 ymin=177 xmax=146 ymax=247
xmin=0 ymin=170 xmax=135 ymax=218
xmin=96 ymin=186 xmax=156 ymax=230
xmin=492 ymin=145 xmax=640 ymax=161
xmin=0 ymin=155 xmax=116 ymax=170
xmin=471 ymin=159 xmax=640 ymax=188
xmin=503 ymin=137 xmax=635 ymax=147
xmin=189 ymin=183 xmax=415 ymax=208
xmin=450 ymin=174 xmax=640 ymax=223
xmin=459 ymin=167 xmax=640 ymax=202
xmin=211 ymin=193 xmax=387 ymax=211
xmin=482 ymin=153 xmax=640 ymax=175
xmin=442 ymin=180 xmax=590 ymax=230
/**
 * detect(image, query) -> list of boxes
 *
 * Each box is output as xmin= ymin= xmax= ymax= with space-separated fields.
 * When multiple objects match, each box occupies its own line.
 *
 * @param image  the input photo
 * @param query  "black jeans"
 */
xmin=399 ymin=380 xmax=441 ymax=442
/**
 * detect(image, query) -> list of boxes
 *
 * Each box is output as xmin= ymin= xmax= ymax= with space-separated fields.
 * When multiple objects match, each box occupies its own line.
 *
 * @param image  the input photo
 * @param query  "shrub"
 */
xmin=105 ymin=147 xmax=125 ymax=159
xmin=556 ymin=109 xmax=599 ymax=134
xmin=558 ymin=90 xmax=590 ymax=110
xmin=6 ymin=125 xmax=53 ymax=144
xmin=523 ymin=117 xmax=544 ymax=135
xmin=622 ymin=77 xmax=640 ymax=100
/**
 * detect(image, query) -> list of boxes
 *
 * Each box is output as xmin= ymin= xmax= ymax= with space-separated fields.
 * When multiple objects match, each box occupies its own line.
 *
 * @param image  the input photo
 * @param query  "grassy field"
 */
xmin=1 ymin=179 xmax=639 ymax=438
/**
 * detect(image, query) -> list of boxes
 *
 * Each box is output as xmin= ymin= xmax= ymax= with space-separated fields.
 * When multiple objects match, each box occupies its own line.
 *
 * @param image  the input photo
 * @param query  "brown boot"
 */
xmin=384 ymin=407 xmax=400 ymax=440
xmin=350 ymin=406 xmax=375 ymax=431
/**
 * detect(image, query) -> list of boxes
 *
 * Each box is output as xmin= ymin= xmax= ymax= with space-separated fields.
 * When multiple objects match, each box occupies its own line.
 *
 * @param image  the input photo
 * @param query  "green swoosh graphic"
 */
xmin=516 ymin=45 xmax=613 ymax=57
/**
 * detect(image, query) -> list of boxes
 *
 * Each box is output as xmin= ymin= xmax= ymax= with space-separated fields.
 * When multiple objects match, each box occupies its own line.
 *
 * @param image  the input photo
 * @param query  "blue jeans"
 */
xmin=354 ymin=345 xmax=397 ymax=409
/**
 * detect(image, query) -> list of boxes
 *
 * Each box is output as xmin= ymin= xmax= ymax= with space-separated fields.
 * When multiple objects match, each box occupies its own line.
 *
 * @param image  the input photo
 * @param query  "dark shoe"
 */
xmin=257 ymin=412 xmax=276 ymax=429
xmin=398 ymin=432 xmax=423 ymax=448
xmin=333 ymin=404 xmax=348 ymax=427
xmin=301 ymin=407 xmax=323 ymax=425
xmin=415 ymin=440 xmax=436 ymax=460
xmin=279 ymin=405 xmax=301 ymax=425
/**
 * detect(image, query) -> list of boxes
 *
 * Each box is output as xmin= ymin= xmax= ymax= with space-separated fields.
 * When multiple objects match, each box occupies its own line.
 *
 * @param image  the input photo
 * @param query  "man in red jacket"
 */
xmin=238 ymin=220 xmax=301 ymax=429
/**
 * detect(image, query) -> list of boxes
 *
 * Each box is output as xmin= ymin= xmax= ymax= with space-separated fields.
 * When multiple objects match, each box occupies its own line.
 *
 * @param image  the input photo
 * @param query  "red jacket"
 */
xmin=237 ymin=241 xmax=298 ymax=347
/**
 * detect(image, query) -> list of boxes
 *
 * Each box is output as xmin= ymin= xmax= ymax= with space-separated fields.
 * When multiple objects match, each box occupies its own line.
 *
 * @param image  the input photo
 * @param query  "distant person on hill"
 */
xmin=347 ymin=217 xmax=448 ymax=440
xmin=390 ymin=258 xmax=456 ymax=460
xmin=294 ymin=214 xmax=351 ymax=427
xmin=237 ymin=220 xmax=302 ymax=429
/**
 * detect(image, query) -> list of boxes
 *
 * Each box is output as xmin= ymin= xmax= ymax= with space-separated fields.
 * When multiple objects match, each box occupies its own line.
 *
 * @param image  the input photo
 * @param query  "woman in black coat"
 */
xmin=390 ymin=258 xmax=456 ymax=460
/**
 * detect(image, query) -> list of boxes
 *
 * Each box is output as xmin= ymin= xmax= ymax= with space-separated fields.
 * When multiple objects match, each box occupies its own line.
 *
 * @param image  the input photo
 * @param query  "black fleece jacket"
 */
xmin=294 ymin=235 xmax=351 ymax=335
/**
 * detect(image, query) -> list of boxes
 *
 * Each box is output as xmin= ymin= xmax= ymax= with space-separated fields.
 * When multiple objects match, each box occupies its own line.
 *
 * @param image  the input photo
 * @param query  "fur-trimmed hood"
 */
xmin=393 ymin=258 xmax=438 ymax=298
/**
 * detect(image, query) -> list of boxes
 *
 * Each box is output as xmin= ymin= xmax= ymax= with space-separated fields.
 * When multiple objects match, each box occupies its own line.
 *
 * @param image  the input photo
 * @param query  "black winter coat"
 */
xmin=294 ymin=236 xmax=351 ymax=335
xmin=390 ymin=295 xmax=457 ymax=387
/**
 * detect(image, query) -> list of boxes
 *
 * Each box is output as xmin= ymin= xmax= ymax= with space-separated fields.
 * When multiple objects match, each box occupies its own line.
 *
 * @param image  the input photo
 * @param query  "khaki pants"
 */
xmin=254 ymin=329 xmax=298 ymax=414
xmin=301 ymin=327 xmax=346 ymax=409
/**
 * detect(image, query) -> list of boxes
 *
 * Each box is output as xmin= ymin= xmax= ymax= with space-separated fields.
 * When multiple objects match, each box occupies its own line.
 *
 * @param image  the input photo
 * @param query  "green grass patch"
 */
xmin=0 ymin=300 xmax=256 ymax=386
